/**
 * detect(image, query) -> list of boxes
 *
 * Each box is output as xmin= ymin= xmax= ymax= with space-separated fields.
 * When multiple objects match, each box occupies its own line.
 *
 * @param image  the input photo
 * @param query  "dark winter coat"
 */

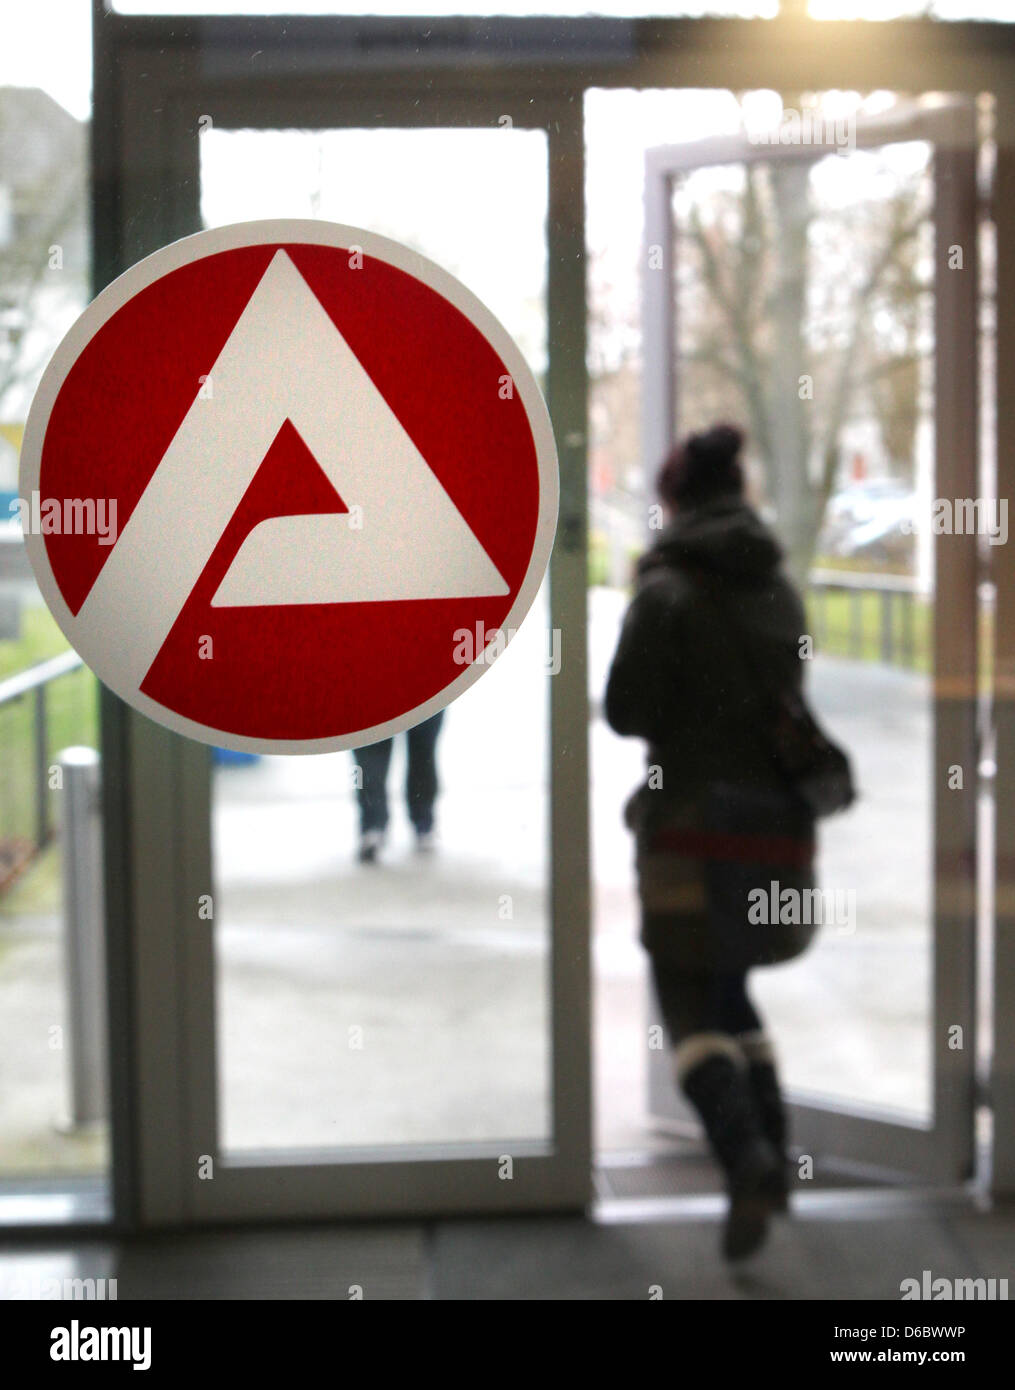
xmin=605 ymin=497 xmax=817 ymax=972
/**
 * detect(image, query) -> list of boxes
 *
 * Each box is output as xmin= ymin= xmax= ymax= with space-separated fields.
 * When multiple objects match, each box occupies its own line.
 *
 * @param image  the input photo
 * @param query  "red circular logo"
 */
xmin=19 ymin=221 xmax=558 ymax=752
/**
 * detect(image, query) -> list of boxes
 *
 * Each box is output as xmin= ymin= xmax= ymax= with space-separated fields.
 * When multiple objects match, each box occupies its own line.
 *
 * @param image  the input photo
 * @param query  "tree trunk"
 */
xmin=767 ymin=160 xmax=816 ymax=589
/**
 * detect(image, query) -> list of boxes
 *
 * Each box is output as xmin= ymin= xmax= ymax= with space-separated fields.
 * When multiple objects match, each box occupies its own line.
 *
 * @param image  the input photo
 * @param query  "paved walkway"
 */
xmin=590 ymin=588 xmax=934 ymax=1146
xmin=0 ymin=586 xmax=939 ymax=1171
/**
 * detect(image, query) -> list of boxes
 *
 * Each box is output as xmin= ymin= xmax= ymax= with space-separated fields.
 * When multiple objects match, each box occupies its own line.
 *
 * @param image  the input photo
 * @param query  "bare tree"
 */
xmin=0 ymin=89 xmax=87 ymax=421
xmin=677 ymin=147 xmax=930 ymax=585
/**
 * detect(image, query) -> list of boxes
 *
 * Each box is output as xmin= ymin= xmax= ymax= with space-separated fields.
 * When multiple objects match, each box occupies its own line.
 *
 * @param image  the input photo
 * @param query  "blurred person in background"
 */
xmin=605 ymin=423 xmax=821 ymax=1261
xmin=352 ymin=711 xmax=445 ymax=863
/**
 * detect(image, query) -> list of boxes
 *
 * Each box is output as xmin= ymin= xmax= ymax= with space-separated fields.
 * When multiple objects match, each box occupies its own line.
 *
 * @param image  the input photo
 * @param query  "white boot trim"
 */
xmin=672 ymin=1032 xmax=745 ymax=1085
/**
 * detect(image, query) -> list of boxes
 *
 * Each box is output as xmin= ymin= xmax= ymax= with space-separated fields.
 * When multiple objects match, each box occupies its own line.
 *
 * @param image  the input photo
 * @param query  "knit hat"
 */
xmin=657 ymin=423 xmax=745 ymax=509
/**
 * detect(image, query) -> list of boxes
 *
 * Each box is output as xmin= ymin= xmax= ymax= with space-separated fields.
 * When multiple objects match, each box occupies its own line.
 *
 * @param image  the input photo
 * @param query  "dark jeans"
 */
xmin=352 ymin=711 xmax=444 ymax=835
xmin=649 ymin=954 xmax=762 ymax=1045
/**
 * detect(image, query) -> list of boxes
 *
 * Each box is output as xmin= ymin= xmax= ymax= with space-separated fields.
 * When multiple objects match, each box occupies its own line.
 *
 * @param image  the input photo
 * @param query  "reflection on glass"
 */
xmin=672 ymin=140 xmax=935 ymax=1118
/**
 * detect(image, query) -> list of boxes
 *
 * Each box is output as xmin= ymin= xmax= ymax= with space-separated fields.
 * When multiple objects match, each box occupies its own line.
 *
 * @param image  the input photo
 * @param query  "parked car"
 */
xmin=818 ymin=479 xmax=917 ymax=569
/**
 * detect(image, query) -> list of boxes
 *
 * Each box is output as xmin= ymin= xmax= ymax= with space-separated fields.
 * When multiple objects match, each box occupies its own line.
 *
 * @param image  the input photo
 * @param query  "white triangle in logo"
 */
xmin=74 ymin=250 xmax=508 ymax=690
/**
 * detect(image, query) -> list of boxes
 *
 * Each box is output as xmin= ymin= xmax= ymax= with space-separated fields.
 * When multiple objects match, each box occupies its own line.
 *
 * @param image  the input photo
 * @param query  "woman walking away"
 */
xmin=605 ymin=423 xmax=840 ymax=1261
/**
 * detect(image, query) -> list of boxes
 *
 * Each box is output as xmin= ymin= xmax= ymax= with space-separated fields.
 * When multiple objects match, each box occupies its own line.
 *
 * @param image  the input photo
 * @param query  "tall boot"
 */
xmin=675 ymin=1034 xmax=783 ymax=1261
xmin=738 ymin=1031 xmax=789 ymax=1211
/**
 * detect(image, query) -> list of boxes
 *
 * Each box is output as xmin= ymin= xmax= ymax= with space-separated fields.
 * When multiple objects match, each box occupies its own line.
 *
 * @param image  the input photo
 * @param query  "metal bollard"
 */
xmin=58 ymin=747 xmax=107 ymax=1128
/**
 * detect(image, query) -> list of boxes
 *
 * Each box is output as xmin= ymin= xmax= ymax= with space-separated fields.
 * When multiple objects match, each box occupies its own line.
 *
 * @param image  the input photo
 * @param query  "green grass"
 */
xmin=0 ymin=1128 xmax=108 ymax=1178
xmin=0 ymin=602 xmax=98 ymax=854
xmin=0 ymin=601 xmax=79 ymax=677
xmin=588 ymin=529 xmax=610 ymax=588
xmin=0 ymin=843 xmax=60 ymax=917
xmin=806 ymin=587 xmax=933 ymax=673
xmin=808 ymin=586 xmax=994 ymax=684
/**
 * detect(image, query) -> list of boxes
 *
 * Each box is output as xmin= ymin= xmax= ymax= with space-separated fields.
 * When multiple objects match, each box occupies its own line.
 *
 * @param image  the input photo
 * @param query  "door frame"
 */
xmin=93 ymin=18 xmax=592 ymax=1226
xmin=90 ymin=3 xmax=1015 ymax=1226
xmin=641 ymin=99 xmax=980 ymax=1184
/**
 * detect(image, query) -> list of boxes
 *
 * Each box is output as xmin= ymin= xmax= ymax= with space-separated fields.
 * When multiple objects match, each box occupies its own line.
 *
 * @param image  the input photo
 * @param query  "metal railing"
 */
xmin=58 ymin=746 xmax=107 ymax=1128
xmin=0 ymin=651 xmax=106 ymax=1125
xmin=0 ymin=649 xmax=86 ymax=885
xmin=808 ymin=568 xmax=926 ymax=669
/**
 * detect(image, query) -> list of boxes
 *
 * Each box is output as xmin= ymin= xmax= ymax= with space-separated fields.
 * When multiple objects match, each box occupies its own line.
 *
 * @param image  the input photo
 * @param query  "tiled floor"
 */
xmin=1 ymin=1179 xmax=1011 ymax=1302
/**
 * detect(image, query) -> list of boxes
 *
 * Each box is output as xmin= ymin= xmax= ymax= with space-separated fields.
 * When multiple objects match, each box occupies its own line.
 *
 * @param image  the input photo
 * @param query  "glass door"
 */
xmin=642 ymin=97 xmax=979 ymax=1182
xmin=203 ymin=125 xmax=554 ymax=1160
xmin=103 ymin=63 xmax=590 ymax=1220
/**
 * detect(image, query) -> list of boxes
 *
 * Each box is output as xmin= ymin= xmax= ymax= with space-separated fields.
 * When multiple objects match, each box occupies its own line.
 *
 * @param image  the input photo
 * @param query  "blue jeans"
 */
xmin=352 ymin=711 xmax=444 ymax=835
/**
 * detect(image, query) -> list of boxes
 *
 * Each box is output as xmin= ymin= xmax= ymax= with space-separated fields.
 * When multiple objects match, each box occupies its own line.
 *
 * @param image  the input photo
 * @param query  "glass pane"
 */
xmin=0 ymin=38 xmax=109 ymax=1185
xmin=200 ymin=126 xmax=553 ymax=1152
xmin=671 ymin=134 xmax=936 ymax=1120
xmin=586 ymin=86 xmax=751 ymax=1153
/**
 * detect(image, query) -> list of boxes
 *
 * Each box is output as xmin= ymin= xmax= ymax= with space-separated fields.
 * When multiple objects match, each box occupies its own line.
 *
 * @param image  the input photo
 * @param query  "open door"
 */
xmin=642 ymin=97 xmax=979 ymax=1183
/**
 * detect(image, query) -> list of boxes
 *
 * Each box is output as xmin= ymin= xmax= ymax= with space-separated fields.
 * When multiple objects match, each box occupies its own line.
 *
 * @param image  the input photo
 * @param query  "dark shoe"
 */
xmin=681 ymin=1049 xmax=783 ymax=1261
xmin=758 ymin=1163 xmax=790 ymax=1214
xmin=357 ymin=830 xmax=385 ymax=864
xmin=745 ymin=1056 xmax=790 ymax=1212
xmin=724 ymin=1137 xmax=784 ymax=1260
